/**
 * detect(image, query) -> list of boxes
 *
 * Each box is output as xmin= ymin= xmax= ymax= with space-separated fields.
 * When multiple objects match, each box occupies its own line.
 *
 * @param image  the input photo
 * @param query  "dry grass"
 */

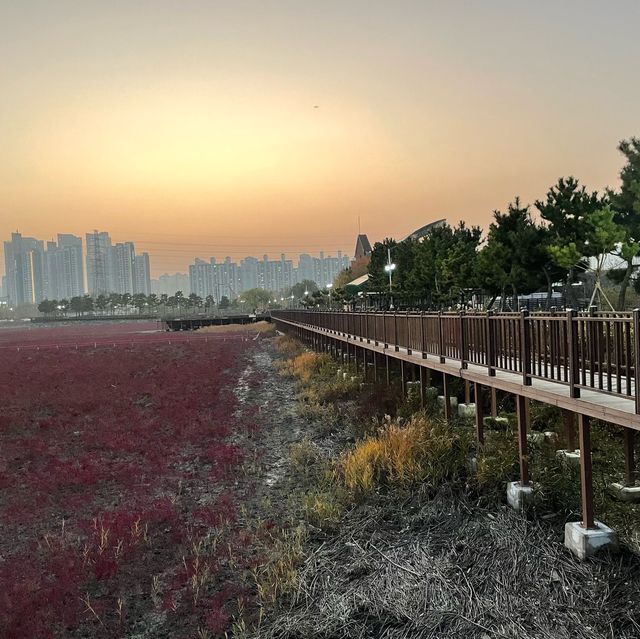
xmin=340 ymin=414 xmax=470 ymax=494
xmin=303 ymin=491 xmax=343 ymax=530
xmin=279 ymin=351 xmax=333 ymax=383
xmin=275 ymin=334 xmax=305 ymax=358
xmin=249 ymin=487 xmax=640 ymax=639
xmin=198 ymin=320 xmax=275 ymax=334
xmin=253 ymin=525 xmax=307 ymax=606
xmin=289 ymin=439 xmax=323 ymax=478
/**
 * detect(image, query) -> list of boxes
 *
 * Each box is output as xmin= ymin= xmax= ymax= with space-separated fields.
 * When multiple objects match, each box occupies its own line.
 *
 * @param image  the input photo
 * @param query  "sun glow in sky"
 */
xmin=1 ymin=1 xmax=639 ymax=275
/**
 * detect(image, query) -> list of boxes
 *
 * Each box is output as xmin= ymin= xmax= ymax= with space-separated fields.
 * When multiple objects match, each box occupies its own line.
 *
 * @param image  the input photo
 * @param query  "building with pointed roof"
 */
xmin=354 ymin=234 xmax=372 ymax=260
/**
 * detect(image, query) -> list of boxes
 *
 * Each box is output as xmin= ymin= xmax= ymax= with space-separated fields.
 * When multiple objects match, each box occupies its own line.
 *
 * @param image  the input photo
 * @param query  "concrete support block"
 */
xmin=437 ymin=396 xmax=458 ymax=410
xmin=557 ymin=449 xmax=581 ymax=466
xmin=564 ymin=521 xmax=617 ymax=560
xmin=506 ymin=481 xmax=533 ymax=511
xmin=609 ymin=483 xmax=640 ymax=503
xmin=527 ymin=431 xmax=557 ymax=445
xmin=457 ymin=403 xmax=476 ymax=419
xmin=527 ymin=432 xmax=545 ymax=445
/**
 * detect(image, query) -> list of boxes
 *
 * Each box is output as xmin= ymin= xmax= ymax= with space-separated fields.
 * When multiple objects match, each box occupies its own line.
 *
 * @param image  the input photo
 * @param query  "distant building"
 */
xmin=187 ymin=250 xmax=350 ymax=300
xmin=354 ymin=234 xmax=372 ymax=260
xmin=189 ymin=258 xmax=216 ymax=299
xmin=151 ymin=272 xmax=190 ymax=296
xmin=111 ymin=242 xmax=136 ymax=294
xmin=134 ymin=252 xmax=151 ymax=295
xmin=86 ymin=230 xmax=113 ymax=296
xmin=3 ymin=232 xmax=46 ymax=305
xmin=45 ymin=234 xmax=84 ymax=300
xmin=85 ymin=232 xmax=152 ymax=296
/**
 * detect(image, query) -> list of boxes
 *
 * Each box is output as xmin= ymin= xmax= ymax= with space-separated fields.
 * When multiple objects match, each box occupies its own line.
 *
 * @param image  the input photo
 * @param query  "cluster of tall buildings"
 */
xmin=2 ymin=231 xmax=151 ymax=306
xmin=187 ymin=252 xmax=350 ymax=300
xmin=85 ymin=231 xmax=151 ymax=297
xmin=2 ymin=229 xmax=358 ymax=307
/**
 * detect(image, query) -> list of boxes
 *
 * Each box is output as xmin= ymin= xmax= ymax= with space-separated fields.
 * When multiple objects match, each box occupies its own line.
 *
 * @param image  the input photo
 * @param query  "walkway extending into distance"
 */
xmin=272 ymin=309 xmax=640 ymax=534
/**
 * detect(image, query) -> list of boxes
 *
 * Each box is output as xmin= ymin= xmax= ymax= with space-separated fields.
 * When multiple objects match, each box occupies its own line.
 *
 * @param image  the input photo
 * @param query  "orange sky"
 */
xmin=1 ymin=1 xmax=639 ymax=277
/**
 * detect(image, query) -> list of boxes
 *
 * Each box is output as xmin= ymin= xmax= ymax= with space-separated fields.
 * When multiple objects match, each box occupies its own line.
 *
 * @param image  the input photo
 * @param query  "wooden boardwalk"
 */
xmin=273 ymin=309 xmax=640 ymax=531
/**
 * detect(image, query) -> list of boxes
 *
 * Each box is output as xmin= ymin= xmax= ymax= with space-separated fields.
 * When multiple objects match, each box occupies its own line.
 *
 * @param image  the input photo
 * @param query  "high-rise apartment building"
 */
xmin=134 ymin=252 xmax=151 ymax=295
xmin=45 ymin=234 xmax=84 ymax=300
xmin=3 ymin=232 xmax=46 ymax=305
xmin=85 ymin=232 xmax=151 ymax=296
xmin=86 ymin=230 xmax=113 ymax=296
xmin=111 ymin=242 xmax=135 ymax=294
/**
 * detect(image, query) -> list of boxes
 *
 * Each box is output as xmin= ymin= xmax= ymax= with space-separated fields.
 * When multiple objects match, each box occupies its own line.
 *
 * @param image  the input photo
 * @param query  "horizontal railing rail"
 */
xmin=272 ymin=309 xmax=640 ymax=413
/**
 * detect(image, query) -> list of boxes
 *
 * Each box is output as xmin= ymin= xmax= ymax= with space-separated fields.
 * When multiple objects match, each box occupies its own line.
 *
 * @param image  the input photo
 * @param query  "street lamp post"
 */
xmin=326 ymin=283 xmax=333 ymax=307
xmin=384 ymin=248 xmax=396 ymax=310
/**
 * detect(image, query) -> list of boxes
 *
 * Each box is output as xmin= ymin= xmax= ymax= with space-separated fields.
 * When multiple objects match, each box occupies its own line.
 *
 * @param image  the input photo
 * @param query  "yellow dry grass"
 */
xmin=275 ymin=334 xmax=305 ymax=357
xmin=340 ymin=414 xmax=470 ymax=494
xmin=197 ymin=320 xmax=275 ymax=334
xmin=279 ymin=351 xmax=333 ymax=383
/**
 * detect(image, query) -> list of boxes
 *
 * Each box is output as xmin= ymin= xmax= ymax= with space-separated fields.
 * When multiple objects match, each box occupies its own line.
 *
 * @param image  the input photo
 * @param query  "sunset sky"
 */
xmin=1 ymin=1 xmax=639 ymax=277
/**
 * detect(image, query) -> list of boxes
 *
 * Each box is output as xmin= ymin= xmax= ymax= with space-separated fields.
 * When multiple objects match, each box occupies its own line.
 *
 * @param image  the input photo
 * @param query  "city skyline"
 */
xmin=0 ymin=227 xmax=355 ymax=280
xmin=1 ymin=227 xmax=355 ymax=305
xmin=2 ymin=2 xmax=638 ymax=277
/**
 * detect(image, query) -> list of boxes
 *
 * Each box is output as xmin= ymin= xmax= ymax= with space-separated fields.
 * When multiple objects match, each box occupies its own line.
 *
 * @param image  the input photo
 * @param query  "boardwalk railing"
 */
xmin=273 ymin=309 xmax=640 ymax=413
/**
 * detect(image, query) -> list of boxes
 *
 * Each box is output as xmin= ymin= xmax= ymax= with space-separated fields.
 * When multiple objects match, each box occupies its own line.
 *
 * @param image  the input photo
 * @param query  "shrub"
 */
xmin=275 ymin=335 xmax=305 ymax=358
xmin=340 ymin=414 xmax=470 ymax=495
xmin=279 ymin=352 xmax=334 ymax=383
xmin=474 ymin=427 xmax=519 ymax=493
xmin=355 ymin=383 xmax=403 ymax=422
xmin=529 ymin=401 xmax=562 ymax=432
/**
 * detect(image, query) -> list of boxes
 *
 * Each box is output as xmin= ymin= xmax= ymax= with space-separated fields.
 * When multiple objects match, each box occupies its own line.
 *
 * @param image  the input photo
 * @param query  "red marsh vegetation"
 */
xmin=0 ymin=323 xmax=271 ymax=637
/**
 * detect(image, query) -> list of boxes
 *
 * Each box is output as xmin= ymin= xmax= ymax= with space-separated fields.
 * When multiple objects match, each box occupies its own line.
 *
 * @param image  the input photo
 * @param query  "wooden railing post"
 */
xmin=420 ymin=311 xmax=427 ymax=359
xmin=516 ymin=394 xmax=530 ymax=486
xmin=634 ymin=309 xmax=640 ymax=414
xmin=486 ymin=310 xmax=496 ymax=376
xmin=520 ymin=309 xmax=531 ymax=386
xmin=567 ymin=309 xmax=580 ymax=398
xmin=406 ymin=311 xmax=412 ymax=355
xmin=589 ymin=305 xmax=597 ymax=388
xmin=475 ymin=382 xmax=485 ymax=445
xmin=459 ymin=310 xmax=468 ymax=369
xmin=383 ymin=311 xmax=388 ymax=349
xmin=578 ymin=414 xmax=595 ymax=529
xmin=438 ymin=311 xmax=445 ymax=363
xmin=394 ymin=311 xmax=399 ymax=352
xmin=624 ymin=428 xmax=636 ymax=486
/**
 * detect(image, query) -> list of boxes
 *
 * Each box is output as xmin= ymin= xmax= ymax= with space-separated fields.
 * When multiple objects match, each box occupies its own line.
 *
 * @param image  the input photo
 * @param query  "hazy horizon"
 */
xmin=2 ymin=1 xmax=639 ymax=277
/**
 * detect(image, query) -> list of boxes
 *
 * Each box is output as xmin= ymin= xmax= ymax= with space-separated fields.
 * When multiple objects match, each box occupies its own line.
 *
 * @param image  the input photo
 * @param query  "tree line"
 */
xmin=366 ymin=137 xmax=640 ymax=311
xmin=37 ymin=292 xmax=231 ymax=316
xmin=37 ymin=279 xmax=322 ymax=316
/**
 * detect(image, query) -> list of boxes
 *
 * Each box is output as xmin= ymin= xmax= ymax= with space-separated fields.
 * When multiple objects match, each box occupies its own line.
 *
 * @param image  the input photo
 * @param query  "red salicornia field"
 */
xmin=0 ymin=322 xmax=272 ymax=638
